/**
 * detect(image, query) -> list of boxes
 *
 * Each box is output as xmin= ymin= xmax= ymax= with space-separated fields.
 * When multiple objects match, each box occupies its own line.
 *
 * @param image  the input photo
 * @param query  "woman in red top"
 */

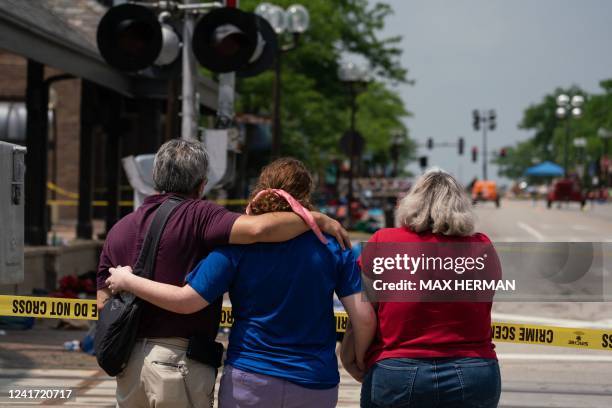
xmin=342 ymin=168 xmax=501 ymax=408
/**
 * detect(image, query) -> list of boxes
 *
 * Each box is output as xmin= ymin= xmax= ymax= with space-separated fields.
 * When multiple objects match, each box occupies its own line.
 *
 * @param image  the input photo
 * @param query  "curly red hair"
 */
xmin=248 ymin=158 xmax=314 ymax=215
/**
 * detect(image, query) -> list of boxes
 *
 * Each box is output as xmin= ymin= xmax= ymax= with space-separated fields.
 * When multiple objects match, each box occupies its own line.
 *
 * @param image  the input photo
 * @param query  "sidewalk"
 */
xmin=0 ymin=321 xmax=362 ymax=407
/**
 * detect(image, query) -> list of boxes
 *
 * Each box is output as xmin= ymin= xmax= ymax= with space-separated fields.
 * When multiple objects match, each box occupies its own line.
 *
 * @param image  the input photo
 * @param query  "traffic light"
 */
xmin=419 ymin=156 xmax=428 ymax=169
xmin=499 ymin=147 xmax=507 ymax=158
xmin=427 ymin=138 xmax=434 ymax=149
xmin=472 ymin=110 xmax=480 ymax=131
xmin=489 ymin=110 xmax=496 ymax=131
xmin=471 ymin=146 xmax=478 ymax=163
xmin=97 ymin=5 xmax=277 ymax=77
xmin=458 ymin=137 xmax=465 ymax=155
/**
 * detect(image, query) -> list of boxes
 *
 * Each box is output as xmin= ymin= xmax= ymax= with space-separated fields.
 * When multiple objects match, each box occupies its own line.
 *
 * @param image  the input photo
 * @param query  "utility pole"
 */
xmin=482 ymin=122 xmax=488 ymax=180
xmin=181 ymin=0 xmax=199 ymax=140
xmin=472 ymin=109 xmax=496 ymax=180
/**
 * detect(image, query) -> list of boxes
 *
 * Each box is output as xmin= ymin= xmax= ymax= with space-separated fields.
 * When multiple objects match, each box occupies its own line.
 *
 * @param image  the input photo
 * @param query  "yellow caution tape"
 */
xmin=0 ymin=295 xmax=98 ymax=321
xmin=47 ymin=181 xmax=248 ymax=207
xmin=2 ymin=295 xmax=612 ymax=351
xmin=490 ymin=322 xmax=612 ymax=351
xmin=47 ymin=182 xmax=79 ymax=199
xmin=219 ymin=307 xmax=351 ymax=333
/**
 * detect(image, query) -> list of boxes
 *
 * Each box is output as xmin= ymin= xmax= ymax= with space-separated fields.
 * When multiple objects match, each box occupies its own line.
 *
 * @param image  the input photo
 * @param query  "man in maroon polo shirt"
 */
xmin=96 ymin=139 xmax=348 ymax=408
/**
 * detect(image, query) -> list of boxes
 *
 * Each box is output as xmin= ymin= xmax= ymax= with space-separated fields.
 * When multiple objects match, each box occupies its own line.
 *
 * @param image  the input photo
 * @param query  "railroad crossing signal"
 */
xmin=97 ymin=3 xmax=277 ymax=77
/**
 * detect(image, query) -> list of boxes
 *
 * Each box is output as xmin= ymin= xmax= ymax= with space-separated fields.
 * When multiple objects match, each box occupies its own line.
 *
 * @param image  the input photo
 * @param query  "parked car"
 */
xmin=546 ymin=178 xmax=586 ymax=208
xmin=472 ymin=180 xmax=500 ymax=208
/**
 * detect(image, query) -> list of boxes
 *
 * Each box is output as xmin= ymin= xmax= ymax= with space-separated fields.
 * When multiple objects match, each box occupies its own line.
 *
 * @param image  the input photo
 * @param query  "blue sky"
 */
xmin=373 ymin=0 xmax=612 ymax=183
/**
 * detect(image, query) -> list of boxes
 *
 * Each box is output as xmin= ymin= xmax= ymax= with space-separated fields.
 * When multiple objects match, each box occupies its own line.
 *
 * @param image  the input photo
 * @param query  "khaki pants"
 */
xmin=116 ymin=337 xmax=217 ymax=408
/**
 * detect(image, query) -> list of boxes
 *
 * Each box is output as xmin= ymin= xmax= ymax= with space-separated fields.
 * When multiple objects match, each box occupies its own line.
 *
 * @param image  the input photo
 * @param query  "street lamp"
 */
xmin=255 ymin=3 xmax=310 ymax=157
xmin=556 ymin=93 xmax=583 ymax=176
xmin=338 ymin=61 xmax=370 ymax=228
xmin=573 ymin=137 xmax=587 ymax=179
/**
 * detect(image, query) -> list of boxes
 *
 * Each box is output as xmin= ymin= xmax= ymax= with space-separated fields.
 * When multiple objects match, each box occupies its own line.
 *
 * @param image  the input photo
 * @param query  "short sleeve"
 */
xmin=97 ymin=239 xmax=113 ymax=289
xmin=335 ymin=248 xmax=362 ymax=298
xmin=357 ymin=229 xmax=379 ymax=272
xmin=185 ymin=248 xmax=238 ymax=303
xmin=196 ymin=202 xmax=240 ymax=248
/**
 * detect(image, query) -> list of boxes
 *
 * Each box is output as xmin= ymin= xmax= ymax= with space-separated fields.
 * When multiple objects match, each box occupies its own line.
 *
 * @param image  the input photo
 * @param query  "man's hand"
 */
xmin=97 ymin=288 xmax=111 ymax=310
xmin=105 ymin=266 xmax=135 ymax=294
xmin=312 ymin=212 xmax=351 ymax=250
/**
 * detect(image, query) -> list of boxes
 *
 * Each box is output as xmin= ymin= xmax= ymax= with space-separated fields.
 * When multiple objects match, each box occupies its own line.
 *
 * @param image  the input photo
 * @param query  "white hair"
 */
xmin=395 ymin=167 xmax=475 ymax=236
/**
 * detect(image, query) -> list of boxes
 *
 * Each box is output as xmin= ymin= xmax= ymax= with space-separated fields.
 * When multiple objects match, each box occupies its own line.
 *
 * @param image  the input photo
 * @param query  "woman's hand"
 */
xmin=340 ymin=324 xmax=366 ymax=383
xmin=105 ymin=266 xmax=135 ymax=294
xmin=312 ymin=212 xmax=351 ymax=250
xmin=343 ymin=359 xmax=366 ymax=383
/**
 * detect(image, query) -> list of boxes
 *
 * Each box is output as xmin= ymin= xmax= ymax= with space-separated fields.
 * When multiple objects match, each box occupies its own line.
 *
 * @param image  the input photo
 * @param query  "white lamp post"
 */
xmin=255 ymin=3 xmax=310 ymax=157
xmin=338 ymin=61 xmax=370 ymax=227
xmin=556 ymin=93 xmax=583 ymax=176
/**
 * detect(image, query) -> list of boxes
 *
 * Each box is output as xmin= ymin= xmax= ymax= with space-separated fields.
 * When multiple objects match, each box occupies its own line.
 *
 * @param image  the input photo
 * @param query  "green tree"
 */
xmin=498 ymin=80 xmax=612 ymax=180
xmin=494 ymin=139 xmax=545 ymax=179
xmin=234 ymin=0 xmax=413 ymax=173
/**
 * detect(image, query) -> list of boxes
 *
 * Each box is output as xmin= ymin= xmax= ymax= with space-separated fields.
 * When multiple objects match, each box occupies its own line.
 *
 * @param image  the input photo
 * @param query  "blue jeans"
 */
xmin=361 ymin=357 xmax=501 ymax=408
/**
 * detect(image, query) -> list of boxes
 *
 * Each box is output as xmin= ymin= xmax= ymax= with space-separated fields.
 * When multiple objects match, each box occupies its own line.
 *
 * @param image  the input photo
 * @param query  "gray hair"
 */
xmin=153 ymin=139 xmax=209 ymax=195
xmin=396 ymin=167 xmax=475 ymax=236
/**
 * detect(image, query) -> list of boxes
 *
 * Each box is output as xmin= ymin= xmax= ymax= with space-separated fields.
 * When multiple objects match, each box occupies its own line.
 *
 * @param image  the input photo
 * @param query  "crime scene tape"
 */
xmin=0 ymin=295 xmax=98 ymax=321
xmin=2 ymin=295 xmax=612 ymax=351
xmin=47 ymin=182 xmax=248 ymax=207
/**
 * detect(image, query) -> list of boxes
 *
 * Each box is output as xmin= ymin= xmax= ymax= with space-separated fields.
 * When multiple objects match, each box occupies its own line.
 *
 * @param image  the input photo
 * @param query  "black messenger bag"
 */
xmin=95 ymin=196 xmax=183 ymax=376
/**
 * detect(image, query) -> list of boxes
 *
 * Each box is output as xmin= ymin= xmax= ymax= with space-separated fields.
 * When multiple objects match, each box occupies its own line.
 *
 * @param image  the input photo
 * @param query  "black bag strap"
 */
xmin=132 ymin=196 xmax=184 ymax=280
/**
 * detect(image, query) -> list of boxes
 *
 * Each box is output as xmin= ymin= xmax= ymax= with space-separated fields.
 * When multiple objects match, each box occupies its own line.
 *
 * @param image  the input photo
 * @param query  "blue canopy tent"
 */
xmin=524 ymin=161 xmax=564 ymax=177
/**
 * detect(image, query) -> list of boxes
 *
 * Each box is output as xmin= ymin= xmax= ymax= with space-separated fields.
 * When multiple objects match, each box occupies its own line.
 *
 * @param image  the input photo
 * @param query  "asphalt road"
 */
xmin=475 ymin=199 xmax=612 ymax=408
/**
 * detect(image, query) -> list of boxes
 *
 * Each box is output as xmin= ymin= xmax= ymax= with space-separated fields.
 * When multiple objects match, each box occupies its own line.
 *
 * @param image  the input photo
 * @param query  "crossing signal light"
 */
xmin=419 ymin=156 xmax=428 ymax=169
xmin=97 ymin=5 xmax=277 ymax=77
xmin=499 ymin=147 xmax=507 ymax=158
xmin=471 ymin=146 xmax=478 ymax=163
xmin=427 ymin=138 xmax=434 ymax=149
xmin=193 ymin=7 xmax=277 ymax=77
xmin=97 ymin=4 xmax=180 ymax=72
xmin=458 ymin=137 xmax=465 ymax=155
xmin=489 ymin=110 xmax=497 ymax=131
xmin=472 ymin=110 xmax=480 ymax=131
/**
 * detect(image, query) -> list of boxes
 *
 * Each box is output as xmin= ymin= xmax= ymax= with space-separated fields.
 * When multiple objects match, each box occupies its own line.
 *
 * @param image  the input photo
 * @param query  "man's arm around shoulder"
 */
xmin=229 ymin=211 xmax=350 ymax=249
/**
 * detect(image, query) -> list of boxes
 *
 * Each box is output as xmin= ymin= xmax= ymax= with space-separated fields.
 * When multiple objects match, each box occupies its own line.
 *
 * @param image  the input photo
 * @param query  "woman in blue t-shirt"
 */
xmin=105 ymin=158 xmax=377 ymax=408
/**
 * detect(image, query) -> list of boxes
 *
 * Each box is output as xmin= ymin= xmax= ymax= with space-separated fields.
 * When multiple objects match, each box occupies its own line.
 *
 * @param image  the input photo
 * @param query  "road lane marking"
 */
xmin=498 ymin=353 xmax=612 ymax=362
xmin=493 ymin=313 xmax=612 ymax=329
xmin=517 ymin=222 xmax=546 ymax=241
